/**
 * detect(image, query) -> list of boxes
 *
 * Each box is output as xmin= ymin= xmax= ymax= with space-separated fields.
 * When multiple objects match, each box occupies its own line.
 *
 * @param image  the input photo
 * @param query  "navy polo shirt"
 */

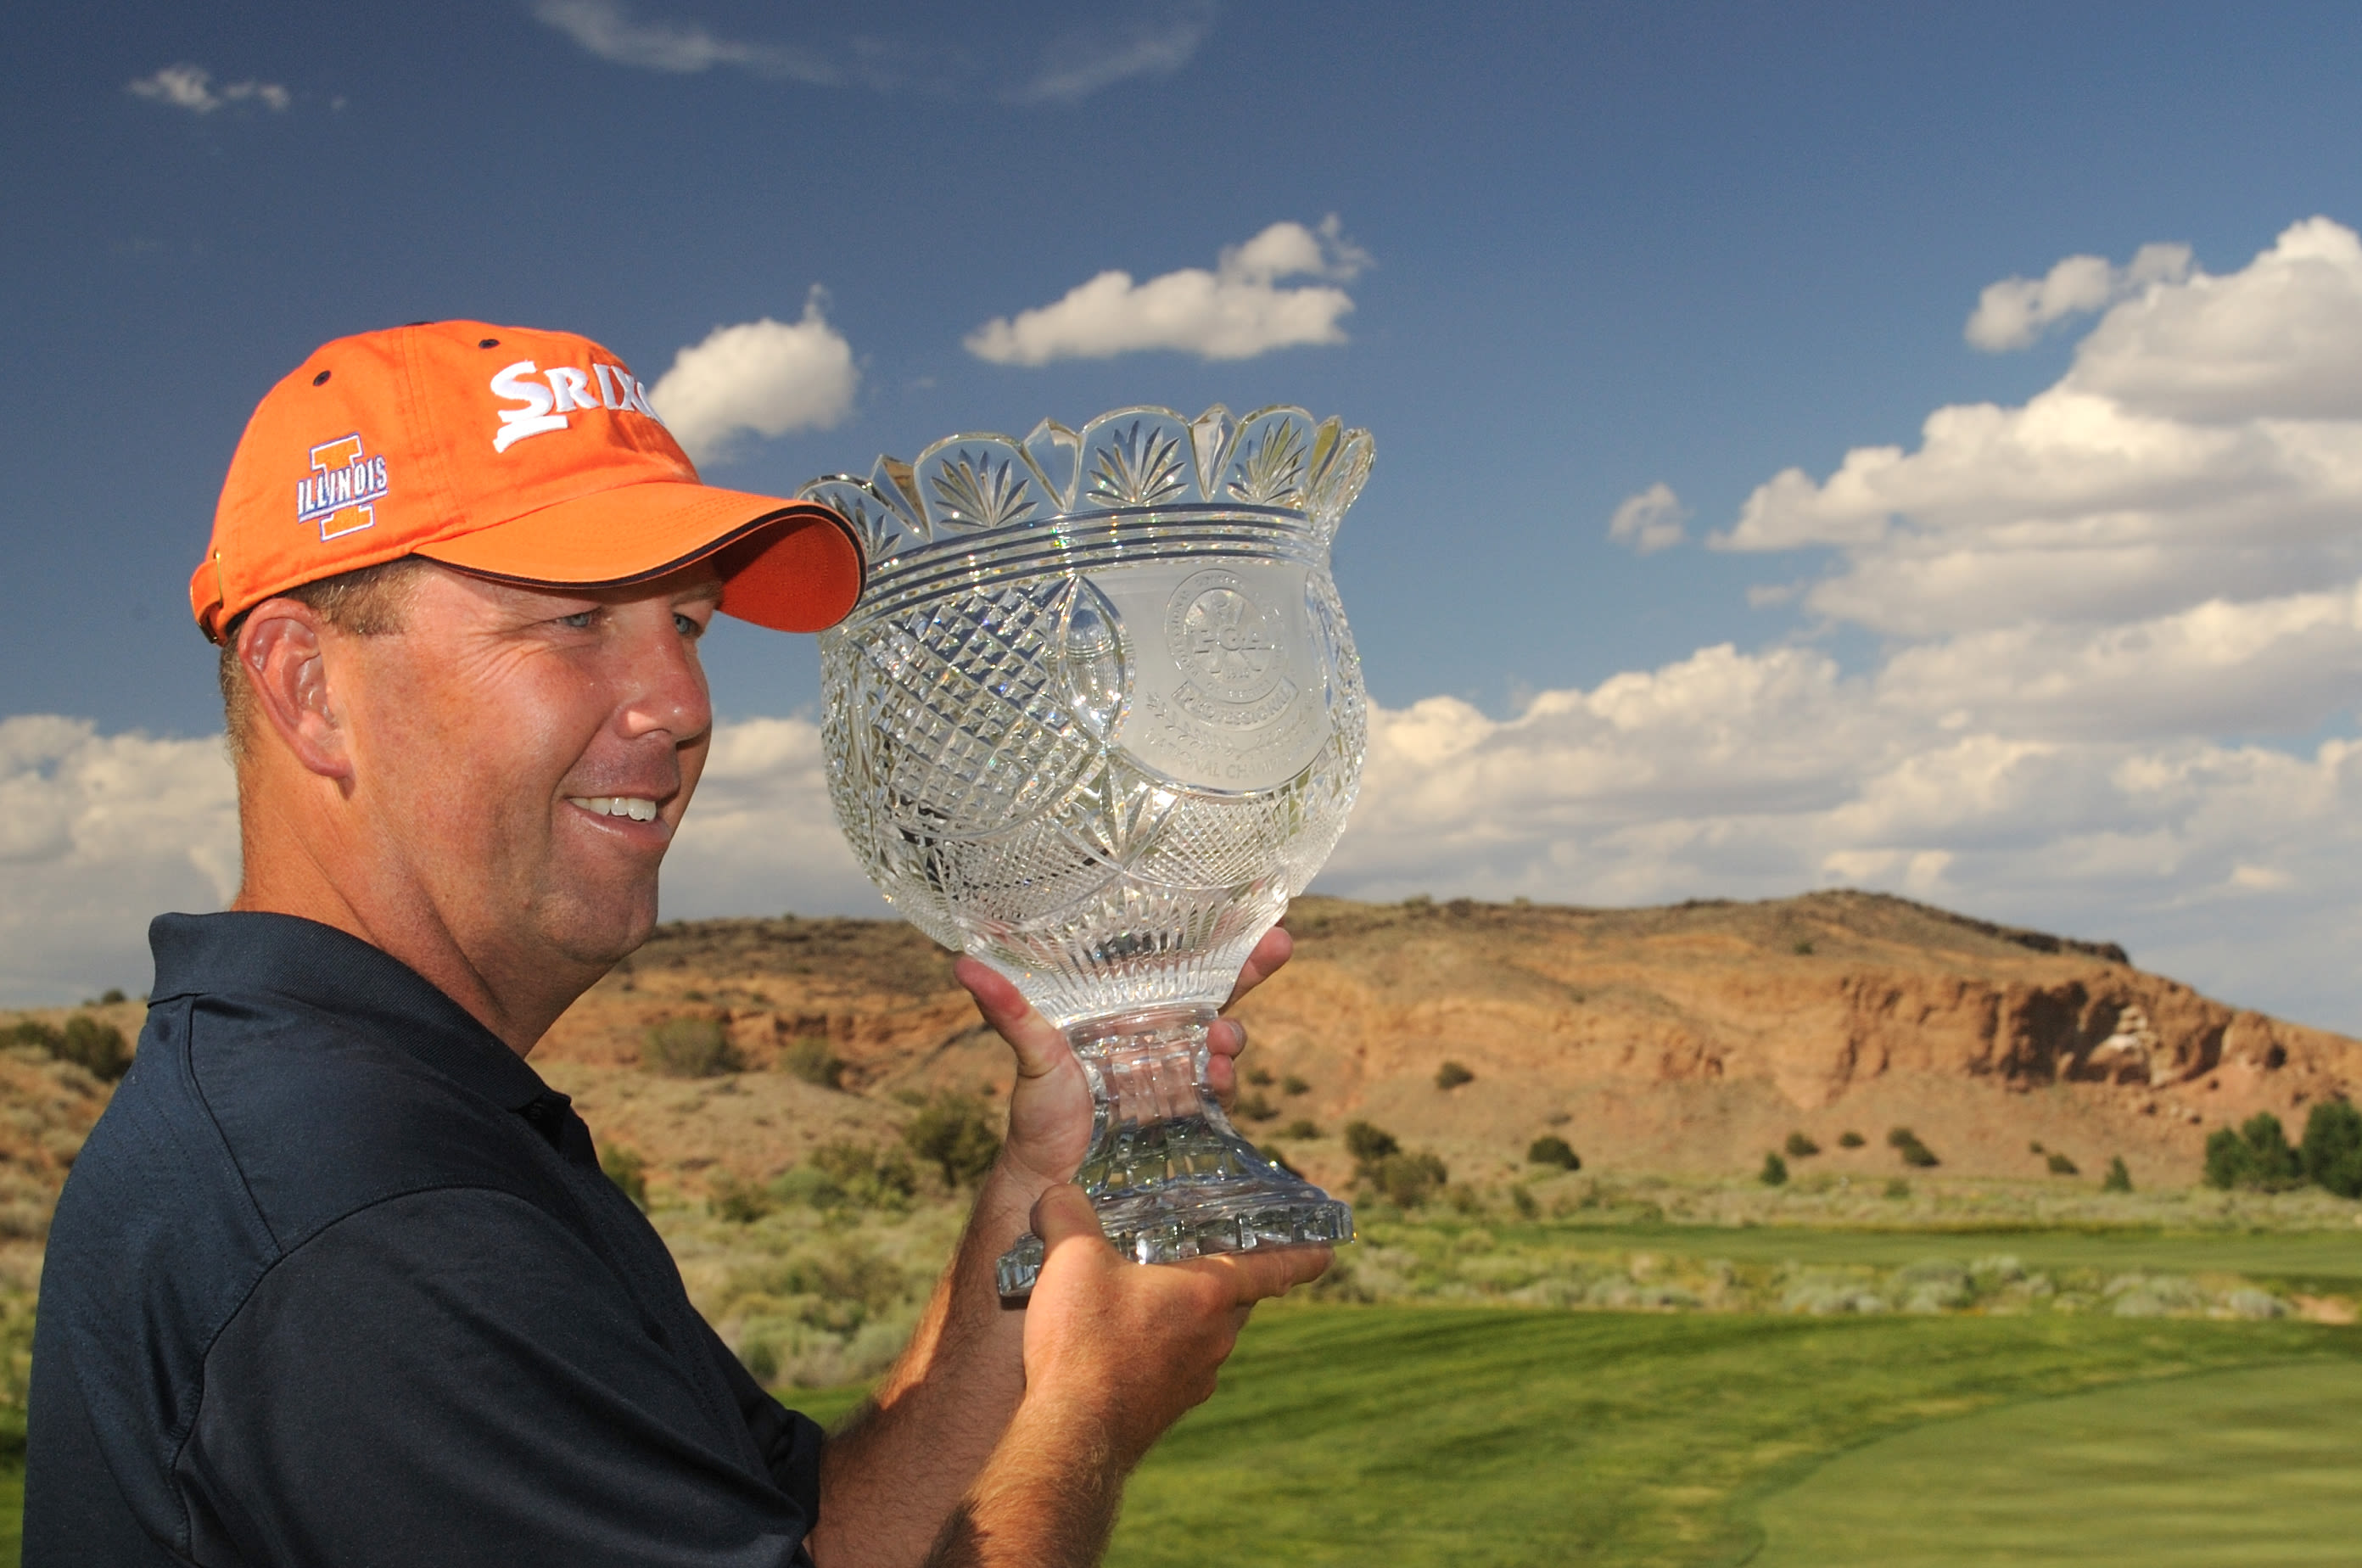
xmin=25 ymin=912 xmax=824 ymax=1566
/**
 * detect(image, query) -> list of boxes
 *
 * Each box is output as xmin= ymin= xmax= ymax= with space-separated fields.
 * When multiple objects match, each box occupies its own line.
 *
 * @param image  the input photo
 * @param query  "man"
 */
xmin=25 ymin=320 xmax=1323 ymax=1565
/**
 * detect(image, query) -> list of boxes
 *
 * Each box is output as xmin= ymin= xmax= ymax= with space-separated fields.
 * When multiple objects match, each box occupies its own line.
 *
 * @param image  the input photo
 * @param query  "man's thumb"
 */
xmin=1030 ymin=1184 xmax=1111 ymax=1253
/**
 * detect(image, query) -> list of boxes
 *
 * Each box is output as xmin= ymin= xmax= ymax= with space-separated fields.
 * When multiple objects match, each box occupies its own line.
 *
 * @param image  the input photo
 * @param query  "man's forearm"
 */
xmin=917 ymin=1400 xmax=1122 ymax=1568
xmin=809 ymin=1160 xmax=1050 ymax=1568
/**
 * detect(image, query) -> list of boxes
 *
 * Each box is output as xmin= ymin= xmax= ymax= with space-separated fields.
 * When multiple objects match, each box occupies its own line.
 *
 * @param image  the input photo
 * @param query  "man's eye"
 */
xmin=557 ymin=610 xmax=599 ymax=630
xmin=675 ymin=612 xmax=708 ymax=638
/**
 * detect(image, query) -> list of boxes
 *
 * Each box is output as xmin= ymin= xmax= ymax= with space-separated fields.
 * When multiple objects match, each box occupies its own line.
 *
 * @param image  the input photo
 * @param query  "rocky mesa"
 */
xmin=523 ymin=889 xmax=2362 ymax=1199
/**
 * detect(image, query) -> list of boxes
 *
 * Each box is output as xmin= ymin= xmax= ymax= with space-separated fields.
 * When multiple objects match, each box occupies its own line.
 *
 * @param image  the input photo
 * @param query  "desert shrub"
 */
xmin=740 ymin=1338 xmax=781 ymax=1386
xmin=708 ymin=1170 xmax=775 ymax=1224
xmin=1368 ymin=1151 xmax=1449 ymax=1208
xmin=1445 ymin=1183 xmax=1484 ymax=1214
xmin=1280 ymin=1074 xmax=1310 ymax=1096
xmin=903 ymin=1094 xmax=1001 ymax=1186
xmin=2029 ymin=1140 xmax=2046 ymax=1154
xmin=1784 ymin=1131 xmax=1819 ymax=1158
xmin=1279 ymin=1118 xmax=1322 ymax=1140
xmin=62 ymin=1016 xmax=131 ymax=1080
xmin=643 ymin=1017 xmax=739 ymax=1078
xmin=1510 ymin=1185 xmax=1539 ymax=1219
xmin=1245 ymin=1067 xmax=1274 ymax=1088
xmin=2204 ymin=1112 xmax=2303 ymax=1190
xmin=725 ymin=1240 xmax=907 ymax=1332
xmin=601 ymin=1144 xmax=649 ymax=1209
xmin=1883 ymin=1178 xmax=1911 ymax=1199
xmin=1792 ymin=939 xmax=1815 ymax=956
xmin=1838 ymin=1130 xmax=1866 ymax=1148
xmin=1887 ymin=1127 xmax=1939 ymax=1168
xmin=1434 ymin=1061 xmax=1475 ymax=1089
xmin=2046 ymin=1151 xmax=2079 ymax=1176
xmin=2103 ymin=1155 xmax=2133 ymax=1192
xmin=1526 ymin=1134 xmax=1581 ymax=1171
xmin=799 ymin=1141 xmax=919 ymax=1209
xmin=7 ymin=1016 xmax=130 ymax=1080
xmin=1344 ymin=1121 xmax=1400 ymax=1166
xmin=97 ymin=988 xmax=126 ymax=1005
xmin=2301 ymin=1099 xmax=2362 ymax=1198
xmin=3 ymin=1021 xmax=62 ymax=1056
xmin=1234 ymin=1092 xmax=1278 ymax=1123
xmin=780 ymin=1036 xmax=844 ymax=1090
xmin=1760 ymin=1151 xmax=1789 ymax=1187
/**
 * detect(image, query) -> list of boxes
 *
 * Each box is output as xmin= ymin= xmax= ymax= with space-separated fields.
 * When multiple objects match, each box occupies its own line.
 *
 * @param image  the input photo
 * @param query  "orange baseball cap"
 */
xmin=193 ymin=319 xmax=863 ymax=643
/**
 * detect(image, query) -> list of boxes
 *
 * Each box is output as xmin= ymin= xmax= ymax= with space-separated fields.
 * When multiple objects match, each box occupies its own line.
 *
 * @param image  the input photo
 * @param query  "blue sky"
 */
xmin=13 ymin=1 xmax=2362 ymax=1028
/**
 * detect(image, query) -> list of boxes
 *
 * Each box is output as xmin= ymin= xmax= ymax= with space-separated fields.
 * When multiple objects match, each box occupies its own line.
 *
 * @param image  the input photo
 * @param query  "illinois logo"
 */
xmin=295 ymin=434 xmax=389 ymax=541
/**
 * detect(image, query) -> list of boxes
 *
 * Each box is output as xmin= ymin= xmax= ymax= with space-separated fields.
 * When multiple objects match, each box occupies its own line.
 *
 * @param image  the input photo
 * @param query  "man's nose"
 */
xmin=617 ymin=612 xmax=713 ymax=744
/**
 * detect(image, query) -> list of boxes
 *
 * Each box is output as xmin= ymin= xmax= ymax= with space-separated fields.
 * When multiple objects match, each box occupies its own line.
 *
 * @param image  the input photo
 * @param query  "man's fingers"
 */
xmin=1182 ymin=1242 xmax=1333 ymax=1304
xmin=954 ymin=955 xmax=1070 ymax=1080
xmin=1224 ymin=927 xmax=1293 ymax=1007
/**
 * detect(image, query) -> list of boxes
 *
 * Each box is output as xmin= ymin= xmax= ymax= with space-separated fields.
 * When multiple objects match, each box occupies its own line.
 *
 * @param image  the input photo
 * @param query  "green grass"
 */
xmin=1754 ymin=1359 xmax=2362 ymax=1564
xmin=1102 ymin=1305 xmax=2361 ymax=1567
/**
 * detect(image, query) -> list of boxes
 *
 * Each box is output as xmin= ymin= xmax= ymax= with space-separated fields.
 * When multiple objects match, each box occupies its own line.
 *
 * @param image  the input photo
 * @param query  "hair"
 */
xmin=217 ymin=557 xmax=430 ymax=768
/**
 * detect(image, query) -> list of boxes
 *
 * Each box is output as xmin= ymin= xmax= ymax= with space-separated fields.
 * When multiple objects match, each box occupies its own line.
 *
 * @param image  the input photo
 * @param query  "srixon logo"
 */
xmin=489 ymin=359 xmax=663 ymax=454
xmin=296 ymin=434 xmax=389 ymax=540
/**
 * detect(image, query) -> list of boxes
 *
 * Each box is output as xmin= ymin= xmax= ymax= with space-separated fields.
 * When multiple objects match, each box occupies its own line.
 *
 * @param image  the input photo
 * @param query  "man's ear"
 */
xmin=235 ymin=601 xmax=355 ymax=781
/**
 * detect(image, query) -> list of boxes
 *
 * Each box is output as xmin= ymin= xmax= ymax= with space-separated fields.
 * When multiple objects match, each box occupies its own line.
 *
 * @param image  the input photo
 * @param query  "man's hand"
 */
xmin=920 ymin=1185 xmax=1329 ymax=1565
xmin=1020 ymin=1184 xmax=1328 ymax=1468
xmin=953 ymin=926 xmax=1293 ymax=1193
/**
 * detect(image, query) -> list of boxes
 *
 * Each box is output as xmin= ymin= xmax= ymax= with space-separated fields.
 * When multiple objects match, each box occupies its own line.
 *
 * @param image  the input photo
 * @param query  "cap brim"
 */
xmin=417 ymin=481 xmax=863 ymax=633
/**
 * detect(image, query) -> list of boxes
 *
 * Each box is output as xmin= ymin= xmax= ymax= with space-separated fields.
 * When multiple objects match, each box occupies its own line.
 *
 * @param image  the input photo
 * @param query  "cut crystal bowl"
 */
xmin=800 ymin=405 xmax=1370 ymax=1294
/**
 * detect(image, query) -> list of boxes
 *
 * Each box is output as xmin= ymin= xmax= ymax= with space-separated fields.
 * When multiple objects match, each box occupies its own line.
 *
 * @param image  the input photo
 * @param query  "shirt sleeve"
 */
xmin=175 ymin=1186 xmax=818 ymax=1568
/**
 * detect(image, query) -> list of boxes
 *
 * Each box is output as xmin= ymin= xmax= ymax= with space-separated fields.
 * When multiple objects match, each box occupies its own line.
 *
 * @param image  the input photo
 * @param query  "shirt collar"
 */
xmin=148 ymin=910 xmax=553 ymax=1113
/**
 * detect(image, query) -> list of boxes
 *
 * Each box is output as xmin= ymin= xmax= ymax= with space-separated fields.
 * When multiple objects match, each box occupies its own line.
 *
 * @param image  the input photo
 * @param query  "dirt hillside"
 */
xmin=524 ymin=890 xmax=2362 ymax=1199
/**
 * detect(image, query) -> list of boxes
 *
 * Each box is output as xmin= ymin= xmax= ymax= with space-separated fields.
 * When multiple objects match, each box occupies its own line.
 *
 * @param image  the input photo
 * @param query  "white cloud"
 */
xmin=127 ymin=64 xmax=291 ymax=115
xmin=532 ymin=0 xmax=1213 ymax=104
xmin=0 ymin=718 xmax=238 ymax=1007
xmin=661 ymin=718 xmax=883 ymax=919
xmin=1607 ymin=482 xmax=1689 ymax=554
xmin=529 ymin=0 xmax=837 ymax=82
xmin=1004 ymin=3 xmax=1217 ymax=106
xmin=1310 ymin=659 xmax=2362 ymax=1028
xmin=646 ymin=292 xmax=858 ymax=466
xmin=1718 ymin=219 xmax=2362 ymax=640
xmin=1965 ymin=241 xmax=2191 ymax=350
xmin=965 ymin=216 xmax=1367 ymax=366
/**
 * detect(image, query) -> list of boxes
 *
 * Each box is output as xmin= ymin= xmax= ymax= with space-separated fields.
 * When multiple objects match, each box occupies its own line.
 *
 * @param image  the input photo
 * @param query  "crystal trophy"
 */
xmin=800 ymin=406 xmax=1372 ymax=1295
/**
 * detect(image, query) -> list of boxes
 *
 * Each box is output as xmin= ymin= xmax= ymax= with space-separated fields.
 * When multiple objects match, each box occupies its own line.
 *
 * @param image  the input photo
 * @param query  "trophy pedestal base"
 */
xmin=994 ymin=1005 xmax=1355 ymax=1298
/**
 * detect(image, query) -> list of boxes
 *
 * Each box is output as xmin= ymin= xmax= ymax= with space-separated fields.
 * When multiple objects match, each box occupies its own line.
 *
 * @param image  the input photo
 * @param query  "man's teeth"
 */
xmin=571 ymin=796 xmax=658 ymax=822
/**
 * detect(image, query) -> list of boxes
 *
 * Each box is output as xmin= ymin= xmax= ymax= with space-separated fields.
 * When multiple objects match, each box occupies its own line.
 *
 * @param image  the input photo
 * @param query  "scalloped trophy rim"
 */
xmin=798 ymin=405 xmax=1373 ymax=574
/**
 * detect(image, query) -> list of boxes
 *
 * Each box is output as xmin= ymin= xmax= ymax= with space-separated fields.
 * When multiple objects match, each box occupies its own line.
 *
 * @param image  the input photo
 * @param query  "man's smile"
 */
xmin=567 ymin=794 xmax=661 ymax=822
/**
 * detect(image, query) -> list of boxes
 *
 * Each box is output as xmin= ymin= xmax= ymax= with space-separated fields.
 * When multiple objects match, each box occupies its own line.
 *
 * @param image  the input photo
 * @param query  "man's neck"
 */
xmin=232 ymin=794 xmax=596 ymax=1057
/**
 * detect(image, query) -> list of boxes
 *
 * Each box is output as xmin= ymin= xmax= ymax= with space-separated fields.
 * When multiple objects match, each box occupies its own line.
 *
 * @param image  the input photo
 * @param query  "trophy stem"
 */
xmin=993 ymin=1004 xmax=1354 ymax=1297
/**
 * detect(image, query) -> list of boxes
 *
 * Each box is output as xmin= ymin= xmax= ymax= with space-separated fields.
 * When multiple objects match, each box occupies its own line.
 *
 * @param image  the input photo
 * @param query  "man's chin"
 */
xmin=539 ymin=888 xmax=663 ymax=972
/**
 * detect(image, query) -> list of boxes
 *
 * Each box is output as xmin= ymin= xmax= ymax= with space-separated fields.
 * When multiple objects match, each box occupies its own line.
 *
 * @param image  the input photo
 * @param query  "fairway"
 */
xmin=1103 ymin=1305 xmax=2361 ymax=1566
xmin=1753 ymin=1359 xmax=2362 ymax=1565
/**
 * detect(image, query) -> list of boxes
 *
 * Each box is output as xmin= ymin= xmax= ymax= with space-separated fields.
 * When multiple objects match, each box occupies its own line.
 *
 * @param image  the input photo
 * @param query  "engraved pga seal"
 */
xmin=1167 ymin=568 xmax=1297 ymax=730
xmin=799 ymin=405 xmax=1373 ymax=1296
